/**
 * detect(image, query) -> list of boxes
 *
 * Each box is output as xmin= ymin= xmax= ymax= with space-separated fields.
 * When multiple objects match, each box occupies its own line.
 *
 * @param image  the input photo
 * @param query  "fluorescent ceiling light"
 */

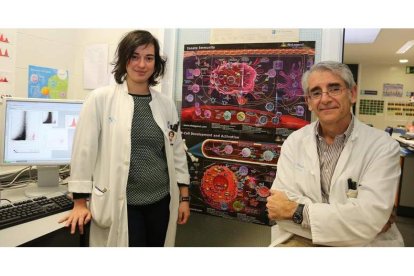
xmin=399 ymin=59 xmax=409 ymax=63
xmin=344 ymin=29 xmax=381 ymax=44
xmin=396 ymin=40 xmax=414 ymax=54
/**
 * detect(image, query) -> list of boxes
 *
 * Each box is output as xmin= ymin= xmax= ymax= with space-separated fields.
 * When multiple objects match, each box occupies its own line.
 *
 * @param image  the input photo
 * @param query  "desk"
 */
xmin=394 ymin=134 xmax=414 ymax=150
xmin=394 ymin=135 xmax=414 ymax=217
xmin=0 ymin=183 xmax=81 ymax=247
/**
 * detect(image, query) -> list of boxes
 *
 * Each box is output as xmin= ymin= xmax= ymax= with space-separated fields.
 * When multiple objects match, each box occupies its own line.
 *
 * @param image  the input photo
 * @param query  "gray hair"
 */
xmin=301 ymin=61 xmax=356 ymax=95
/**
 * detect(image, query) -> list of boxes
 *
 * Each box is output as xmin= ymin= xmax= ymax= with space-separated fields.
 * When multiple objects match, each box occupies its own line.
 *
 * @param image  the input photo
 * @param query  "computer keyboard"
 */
xmin=0 ymin=194 xmax=73 ymax=230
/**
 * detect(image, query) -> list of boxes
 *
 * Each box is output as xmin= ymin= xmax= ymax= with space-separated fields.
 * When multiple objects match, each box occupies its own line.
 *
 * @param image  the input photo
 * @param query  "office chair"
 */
xmin=384 ymin=126 xmax=393 ymax=136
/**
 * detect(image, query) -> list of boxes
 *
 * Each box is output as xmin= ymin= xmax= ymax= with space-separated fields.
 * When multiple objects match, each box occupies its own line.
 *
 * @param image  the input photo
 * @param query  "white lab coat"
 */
xmin=270 ymin=118 xmax=404 ymax=246
xmin=68 ymin=82 xmax=190 ymax=247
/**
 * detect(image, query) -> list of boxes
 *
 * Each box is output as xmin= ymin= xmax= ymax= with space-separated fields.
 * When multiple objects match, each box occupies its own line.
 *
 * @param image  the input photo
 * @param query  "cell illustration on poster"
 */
xmin=181 ymin=42 xmax=315 ymax=225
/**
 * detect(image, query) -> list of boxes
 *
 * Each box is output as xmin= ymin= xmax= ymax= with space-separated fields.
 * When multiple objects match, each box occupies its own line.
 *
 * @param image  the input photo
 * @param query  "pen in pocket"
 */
xmin=347 ymin=178 xmax=358 ymax=198
xmin=95 ymin=186 xmax=107 ymax=193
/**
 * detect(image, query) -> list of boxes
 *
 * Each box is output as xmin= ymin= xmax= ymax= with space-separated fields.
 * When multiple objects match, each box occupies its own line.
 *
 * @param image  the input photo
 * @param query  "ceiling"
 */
xmin=344 ymin=29 xmax=414 ymax=66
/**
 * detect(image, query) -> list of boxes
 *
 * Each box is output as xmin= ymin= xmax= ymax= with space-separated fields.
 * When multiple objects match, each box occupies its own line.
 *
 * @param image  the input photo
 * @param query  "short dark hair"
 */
xmin=112 ymin=30 xmax=167 ymax=86
xmin=301 ymin=61 xmax=356 ymax=95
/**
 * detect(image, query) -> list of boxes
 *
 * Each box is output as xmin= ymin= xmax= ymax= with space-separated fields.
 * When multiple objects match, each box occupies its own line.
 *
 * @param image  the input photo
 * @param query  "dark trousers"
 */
xmin=127 ymin=194 xmax=170 ymax=247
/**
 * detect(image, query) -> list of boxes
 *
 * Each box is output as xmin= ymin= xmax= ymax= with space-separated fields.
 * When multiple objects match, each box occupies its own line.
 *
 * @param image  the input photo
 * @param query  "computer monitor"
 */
xmin=0 ymin=97 xmax=83 ymax=196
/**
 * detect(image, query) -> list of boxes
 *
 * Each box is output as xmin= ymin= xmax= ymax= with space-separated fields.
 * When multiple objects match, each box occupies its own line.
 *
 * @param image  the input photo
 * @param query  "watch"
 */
xmin=180 ymin=196 xmax=190 ymax=202
xmin=292 ymin=203 xmax=305 ymax=224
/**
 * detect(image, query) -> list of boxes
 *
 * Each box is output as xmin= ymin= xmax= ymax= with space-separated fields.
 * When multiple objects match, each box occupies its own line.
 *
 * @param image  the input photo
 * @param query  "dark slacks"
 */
xmin=127 ymin=194 xmax=170 ymax=247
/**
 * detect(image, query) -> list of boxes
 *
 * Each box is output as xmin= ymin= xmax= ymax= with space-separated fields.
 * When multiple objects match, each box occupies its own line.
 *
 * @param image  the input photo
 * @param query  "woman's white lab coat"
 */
xmin=270 ymin=118 xmax=404 ymax=246
xmin=68 ymin=82 xmax=190 ymax=247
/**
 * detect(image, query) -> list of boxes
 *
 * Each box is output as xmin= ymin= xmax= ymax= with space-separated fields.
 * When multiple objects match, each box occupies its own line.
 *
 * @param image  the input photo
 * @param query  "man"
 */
xmin=267 ymin=61 xmax=404 ymax=246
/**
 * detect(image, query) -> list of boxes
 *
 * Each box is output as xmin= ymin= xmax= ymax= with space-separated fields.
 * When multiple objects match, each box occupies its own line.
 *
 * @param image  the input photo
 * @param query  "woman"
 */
xmin=59 ymin=30 xmax=190 ymax=247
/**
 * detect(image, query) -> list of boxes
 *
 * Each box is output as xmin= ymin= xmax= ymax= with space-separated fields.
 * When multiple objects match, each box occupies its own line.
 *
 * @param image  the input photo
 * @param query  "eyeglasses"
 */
xmin=308 ymin=86 xmax=347 ymax=100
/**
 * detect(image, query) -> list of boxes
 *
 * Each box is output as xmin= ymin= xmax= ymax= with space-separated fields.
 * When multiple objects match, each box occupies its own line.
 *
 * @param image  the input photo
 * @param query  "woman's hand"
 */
xmin=177 ymin=201 xmax=190 ymax=224
xmin=177 ymin=185 xmax=190 ymax=224
xmin=58 ymin=198 xmax=92 ymax=234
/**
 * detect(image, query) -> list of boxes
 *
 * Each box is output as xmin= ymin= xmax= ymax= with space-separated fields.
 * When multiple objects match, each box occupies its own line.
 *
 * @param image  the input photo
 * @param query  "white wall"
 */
xmin=13 ymin=29 xmax=78 ymax=98
xmin=356 ymin=64 xmax=414 ymax=129
xmin=321 ymin=29 xmax=343 ymax=62
xmin=72 ymin=28 xmax=164 ymax=99
xmin=70 ymin=28 xmax=134 ymax=100
xmin=1 ymin=28 xmax=165 ymax=174
xmin=11 ymin=28 xmax=164 ymax=100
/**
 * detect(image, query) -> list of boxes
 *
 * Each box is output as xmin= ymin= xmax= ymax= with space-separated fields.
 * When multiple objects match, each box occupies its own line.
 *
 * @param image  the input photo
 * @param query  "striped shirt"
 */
xmin=302 ymin=116 xmax=354 ymax=229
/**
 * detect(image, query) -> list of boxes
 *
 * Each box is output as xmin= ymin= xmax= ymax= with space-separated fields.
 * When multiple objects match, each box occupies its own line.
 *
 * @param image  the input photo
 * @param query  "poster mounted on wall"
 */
xmin=210 ymin=29 xmax=300 ymax=44
xmin=0 ymin=70 xmax=13 ymax=96
xmin=83 ymin=43 xmax=109 ymax=90
xmin=28 ymin=65 xmax=68 ymax=99
xmin=383 ymin=83 xmax=403 ymax=97
xmin=360 ymin=90 xmax=378 ymax=96
xmin=0 ymin=30 xmax=16 ymax=96
xmin=181 ymin=42 xmax=315 ymax=225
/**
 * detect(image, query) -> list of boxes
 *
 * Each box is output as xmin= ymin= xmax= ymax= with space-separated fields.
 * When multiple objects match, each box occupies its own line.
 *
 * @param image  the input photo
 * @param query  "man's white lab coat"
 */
xmin=68 ymin=82 xmax=190 ymax=246
xmin=270 ymin=118 xmax=404 ymax=246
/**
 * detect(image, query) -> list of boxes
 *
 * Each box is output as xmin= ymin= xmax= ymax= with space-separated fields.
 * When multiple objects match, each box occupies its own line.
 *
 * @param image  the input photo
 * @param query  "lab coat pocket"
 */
xmin=90 ymin=185 xmax=112 ymax=228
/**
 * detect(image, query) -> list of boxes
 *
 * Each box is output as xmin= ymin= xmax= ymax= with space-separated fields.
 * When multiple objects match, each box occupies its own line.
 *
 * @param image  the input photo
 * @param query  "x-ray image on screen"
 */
xmin=0 ymin=97 xmax=83 ymax=196
xmin=2 ymin=98 xmax=83 ymax=164
xmin=42 ymin=111 xmax=58 ymax=124
xmin=10 ymin=110 xmax=27 ymax=141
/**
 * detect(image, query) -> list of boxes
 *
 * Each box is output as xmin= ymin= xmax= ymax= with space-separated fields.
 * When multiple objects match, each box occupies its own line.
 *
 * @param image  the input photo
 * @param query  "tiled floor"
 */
xmin=396 ymin=216 xmax=414 ymax=246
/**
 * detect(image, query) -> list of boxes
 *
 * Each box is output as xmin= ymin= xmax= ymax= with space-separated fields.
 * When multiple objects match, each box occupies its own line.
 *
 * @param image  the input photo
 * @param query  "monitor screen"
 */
xmin=0 ymin=97 xmax=83 ymax=195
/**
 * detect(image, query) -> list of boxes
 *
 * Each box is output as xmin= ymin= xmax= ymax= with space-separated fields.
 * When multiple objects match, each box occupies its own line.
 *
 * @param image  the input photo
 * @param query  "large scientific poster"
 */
xmin=181 ymin=42 xmax=315 ymax=225
xmin=28 ymin=65 xmax=68 ymax=99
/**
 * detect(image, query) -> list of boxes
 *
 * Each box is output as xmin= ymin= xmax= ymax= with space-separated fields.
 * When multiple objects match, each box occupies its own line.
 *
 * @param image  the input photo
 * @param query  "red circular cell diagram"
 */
xmin=257 ymin=186 xmax=270 ymax=198
xmin=210 ymin=62 xmax=257 ymax=105
xmin=201 ymin=165 xmax=238 ymax=209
